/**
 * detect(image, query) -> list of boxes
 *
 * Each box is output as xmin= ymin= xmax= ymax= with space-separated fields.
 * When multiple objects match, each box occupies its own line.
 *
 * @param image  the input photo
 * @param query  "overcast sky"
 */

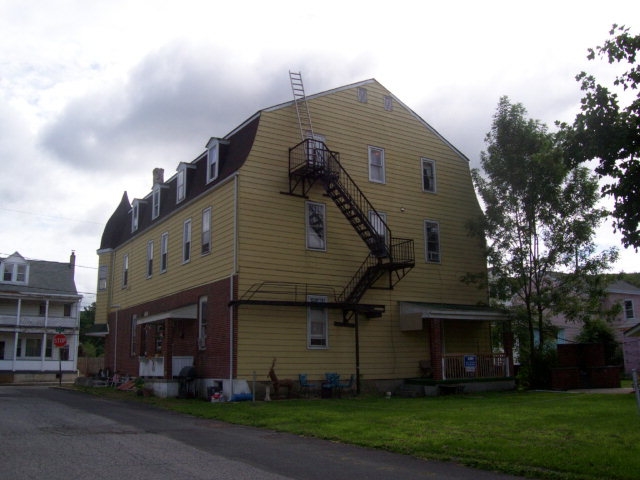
xmin=1 ymin=1 xmax=638 ymax=306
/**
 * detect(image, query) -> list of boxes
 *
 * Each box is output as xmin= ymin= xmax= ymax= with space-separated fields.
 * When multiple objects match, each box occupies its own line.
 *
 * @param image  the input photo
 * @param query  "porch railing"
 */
xmin=442 ymin=353 xmax=510 ymax=380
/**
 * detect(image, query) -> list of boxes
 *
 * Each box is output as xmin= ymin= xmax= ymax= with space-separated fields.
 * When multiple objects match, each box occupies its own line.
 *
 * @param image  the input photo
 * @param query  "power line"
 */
xmin=0 ymin=207 xmax=104 ymax=226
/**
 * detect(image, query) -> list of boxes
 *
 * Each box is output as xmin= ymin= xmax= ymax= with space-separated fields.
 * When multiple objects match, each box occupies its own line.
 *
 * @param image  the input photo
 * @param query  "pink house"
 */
xmin=551 ymin=280 xmax=640 ymax=375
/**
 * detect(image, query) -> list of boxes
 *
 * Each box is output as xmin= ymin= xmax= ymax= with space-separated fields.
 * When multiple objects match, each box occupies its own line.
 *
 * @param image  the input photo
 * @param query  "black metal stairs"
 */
xmin=289 ymin=139 xmax=415 ymax=322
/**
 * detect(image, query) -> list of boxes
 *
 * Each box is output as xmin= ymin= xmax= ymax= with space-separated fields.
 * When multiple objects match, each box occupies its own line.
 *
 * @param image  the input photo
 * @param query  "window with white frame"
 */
xmin=201 ymin=207 xmax=211 ymax=255
xmin=160 ymin=232 xmax=168 ymax=272
xmin=198 ymin=296 xmax=208 ymax=350
xmin=368 ymin=210 xmax=388 ymax=244
xmin=146 ymin=241 xmax=154 ymax=278
xmin=306 ymin=201 xmax=326 ymax=251
xmin=307 ymin=295 xmax=328 ymax=348
xmin=176 ymin=166 xmax=186 ymax=203
xmin=122 ymin=254 xmax=129 ymax=287
xmin=17 ymin=335 xmax=42 ymax=358
xmin=424 ymin=221 xmax=441 ymax=263
xmin=152 ymin=186 xmax=161 ymax=220
xmin=131 ymin=200 xmax=139 ymax=232
xmin=206 ymin=141 xmax=219 ymax=183
xmin=357 ymin=87 xmax=368 ymax=103
xmin=98 ymin=265 xmax=107 ymax=291
xmin=368 ymin=146 xmax=385 ymax=183
xmin=383 ymin=95 xmax=393 ymax=111
xmin=624 ymin=300 xmax=635 ymax=319
xmin=2 ymin=262 xmax=27 ymax=284
xmin=183 ymin=219 xmax=192 ymax=263
xmin=421 ymin=158 xmax=436 ymax=193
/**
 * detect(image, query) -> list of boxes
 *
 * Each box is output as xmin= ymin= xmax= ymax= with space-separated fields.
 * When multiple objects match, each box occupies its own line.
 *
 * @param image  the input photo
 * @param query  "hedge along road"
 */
xmin=0 ymin=386 xmax=527 ymax=480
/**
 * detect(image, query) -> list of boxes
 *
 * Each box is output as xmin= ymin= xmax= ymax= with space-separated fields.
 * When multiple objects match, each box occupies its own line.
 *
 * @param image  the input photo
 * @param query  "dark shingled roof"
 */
xmin=99 ymin=114 xmax=260 ymax=250
xmin=0 ymin=256 xmax=79 ymax=298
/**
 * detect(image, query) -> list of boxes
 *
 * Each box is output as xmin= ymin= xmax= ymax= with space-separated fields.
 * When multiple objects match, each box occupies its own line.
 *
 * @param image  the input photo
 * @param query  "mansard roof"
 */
xmin=99 ymin=114 xmax=260 ymax=250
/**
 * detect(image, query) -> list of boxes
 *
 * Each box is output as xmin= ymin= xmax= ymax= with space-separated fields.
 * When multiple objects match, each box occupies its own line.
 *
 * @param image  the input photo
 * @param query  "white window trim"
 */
xmin=307 ymin=295 xmax=328 ymax=349
xmin=368 ymin=146 xmax=386 ymax=184
xmin=368 ymin=210 xmax=388 ymax=244
xmin=131 ymin=200 xmax=140 ymax=232
xmin=152 ymin=186 xmax=161 ymax=220
xmin=201 ymin=207 xmax=212 ymax=255
xmin=183 ymin=219 xmax=192 ymax=264
xmin=624 ymin=299 xmax=635 ymax=320
xmin=424 ymin=220 xmax=441 ymax=263
xmin=1 ymin=261 xmax=29 ymax=284
xmin=146 ymin=240 xmax=154 ymax=278
xmin=383 ymin=95 xmax=393 ymax=111
xmin=98 ymin=265 xmax=108 ymax=291
xmin=421 ymin=157 xmax=437 ymax=193
xmin=122 ymin=254 xmax=129 ymax=288
xmin=206 ymin=140 xmax=219 ymax=184
xmin=357 ymin=87 xmax=368 ymax=103
xmin=176 ymin=167 xmax=186 ymax=203
xmin=305 ymin=201 xmax=327 ymax=251
xmin=160 ymin=232 xmax=168 ymax=273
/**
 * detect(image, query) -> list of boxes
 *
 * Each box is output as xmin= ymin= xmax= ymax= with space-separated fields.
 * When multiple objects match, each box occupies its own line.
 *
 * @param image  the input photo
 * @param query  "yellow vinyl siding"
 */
xmin=236 ymin=82 xmax=486 ymax=305
xmin=233 ymin=81 xmax=488 ymax=380
xmin=106 ymin=180 xmax=236 ymax=310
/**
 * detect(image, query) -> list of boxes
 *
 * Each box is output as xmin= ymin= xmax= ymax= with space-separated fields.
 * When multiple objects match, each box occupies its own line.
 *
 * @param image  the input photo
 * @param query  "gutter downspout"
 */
xmin=229 ymin=174 xmax=239 ymax=400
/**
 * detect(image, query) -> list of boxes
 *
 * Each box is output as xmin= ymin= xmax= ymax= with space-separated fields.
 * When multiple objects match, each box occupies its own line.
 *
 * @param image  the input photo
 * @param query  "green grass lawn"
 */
xmin=78 ymin=387 xmax=640 ymax=480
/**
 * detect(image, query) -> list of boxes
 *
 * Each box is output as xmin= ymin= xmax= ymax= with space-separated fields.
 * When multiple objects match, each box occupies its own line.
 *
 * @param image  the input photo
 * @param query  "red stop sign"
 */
xmin=53 ymin=334 xmax=67 ymax=348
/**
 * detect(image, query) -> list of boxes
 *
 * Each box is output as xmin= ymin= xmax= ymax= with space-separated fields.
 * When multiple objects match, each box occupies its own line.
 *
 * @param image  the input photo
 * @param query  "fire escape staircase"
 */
xmin=286 ymin=72 xmax=414 ymax=325
xmin=288 ymin=139 xmax=415 ymax=324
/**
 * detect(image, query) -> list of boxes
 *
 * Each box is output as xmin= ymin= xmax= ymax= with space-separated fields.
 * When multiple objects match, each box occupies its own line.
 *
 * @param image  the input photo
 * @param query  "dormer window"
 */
xmin=131 ymin=200 xmax=140 ymax=232
xmin=205 ymin=138 xmax=228 ymax=184
xmin=1 ymin=253 xmax=28 ymax=284
xmin=206 ymin=139 xmax=220 ymax=183
xmin=176 ymin=162 xmax=195 ymax=204
xmin=176 ymin=167 xmax=186 ymax=203
xmin=152 ymin=186 xmax=161 ymax=220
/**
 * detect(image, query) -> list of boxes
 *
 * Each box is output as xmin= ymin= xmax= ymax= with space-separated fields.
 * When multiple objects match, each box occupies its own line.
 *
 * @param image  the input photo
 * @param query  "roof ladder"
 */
xmin=289 ymin=71 xmax=314 ymax=141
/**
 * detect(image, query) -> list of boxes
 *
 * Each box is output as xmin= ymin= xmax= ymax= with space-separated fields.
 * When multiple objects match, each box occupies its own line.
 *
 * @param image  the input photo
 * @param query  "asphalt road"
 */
xmin=0 ymin=386 xmax=526 ymax=480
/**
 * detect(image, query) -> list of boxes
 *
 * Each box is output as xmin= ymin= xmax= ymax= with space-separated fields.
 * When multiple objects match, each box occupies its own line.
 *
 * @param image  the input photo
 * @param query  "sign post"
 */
xmin=53 ymin=334 xmax=67 ymax=386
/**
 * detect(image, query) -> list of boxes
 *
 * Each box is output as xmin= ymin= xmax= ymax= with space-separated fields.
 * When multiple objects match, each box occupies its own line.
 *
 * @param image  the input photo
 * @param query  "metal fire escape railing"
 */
xmin=289 ymin=139 xmax=415 ymax=315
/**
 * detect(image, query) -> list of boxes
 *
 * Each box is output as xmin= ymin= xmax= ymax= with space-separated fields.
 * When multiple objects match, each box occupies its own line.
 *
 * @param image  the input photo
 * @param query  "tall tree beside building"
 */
xmin=470 ymin=97 xmax=617 ymax=387
xmin=559 ymin=24 xmax=640 ymax=249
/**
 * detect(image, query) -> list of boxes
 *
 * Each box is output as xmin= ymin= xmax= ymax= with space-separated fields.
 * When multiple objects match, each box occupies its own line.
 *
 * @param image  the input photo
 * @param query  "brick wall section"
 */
xmin=429 ymin=319 xmax=443 ymax=380
xmin=105 ymin=275 xmax=237 ymax=379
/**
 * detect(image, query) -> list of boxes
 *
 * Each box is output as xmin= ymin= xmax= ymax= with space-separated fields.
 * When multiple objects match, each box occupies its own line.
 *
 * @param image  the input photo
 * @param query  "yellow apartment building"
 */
xmin=95 ymin=78 xmax=512 ymax=398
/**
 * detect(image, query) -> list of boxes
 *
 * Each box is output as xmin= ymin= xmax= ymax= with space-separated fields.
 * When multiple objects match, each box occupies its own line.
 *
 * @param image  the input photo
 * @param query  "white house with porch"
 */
xmin=0 ymin=252 xmax=82 ymax=383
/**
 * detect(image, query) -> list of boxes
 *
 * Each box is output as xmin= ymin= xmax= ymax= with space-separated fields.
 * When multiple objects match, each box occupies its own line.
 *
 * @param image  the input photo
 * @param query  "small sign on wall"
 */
xmin=464 ymin=355 xmax=477 ymax=373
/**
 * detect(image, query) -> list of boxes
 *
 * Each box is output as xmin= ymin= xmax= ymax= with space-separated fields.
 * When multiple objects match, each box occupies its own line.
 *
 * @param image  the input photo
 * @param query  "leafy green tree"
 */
xmin=576 ymin=318 xmax=622 ymax=365
xmin=471 ymin=97 xmax=617 ymax=387
xmin=79 ymin=302 xmax=104 ymax=356
xmin=559 ymin=24 xmax=640 ymax=248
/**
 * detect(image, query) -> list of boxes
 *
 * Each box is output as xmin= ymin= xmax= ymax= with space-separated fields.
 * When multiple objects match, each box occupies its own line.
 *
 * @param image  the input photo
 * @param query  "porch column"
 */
xmin=163 ymin=318 xmax=173 ymax=379
xmin=429 ymin=318 xmax=443 ymax=380
xmin=502 ymin=321 xmax=514 ymax=377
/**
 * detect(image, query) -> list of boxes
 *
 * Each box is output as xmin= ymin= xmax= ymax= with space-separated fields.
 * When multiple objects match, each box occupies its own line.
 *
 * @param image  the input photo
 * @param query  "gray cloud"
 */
xmin=38 ymin=41 xmax=378 ymax=178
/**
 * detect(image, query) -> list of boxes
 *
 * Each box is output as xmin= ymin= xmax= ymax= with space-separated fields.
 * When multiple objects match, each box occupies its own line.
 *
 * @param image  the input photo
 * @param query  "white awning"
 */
xmin=399 ymin=302 xmax=507 ymax=331
xmin=136 ymin=304 xmax=198 ymax=326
